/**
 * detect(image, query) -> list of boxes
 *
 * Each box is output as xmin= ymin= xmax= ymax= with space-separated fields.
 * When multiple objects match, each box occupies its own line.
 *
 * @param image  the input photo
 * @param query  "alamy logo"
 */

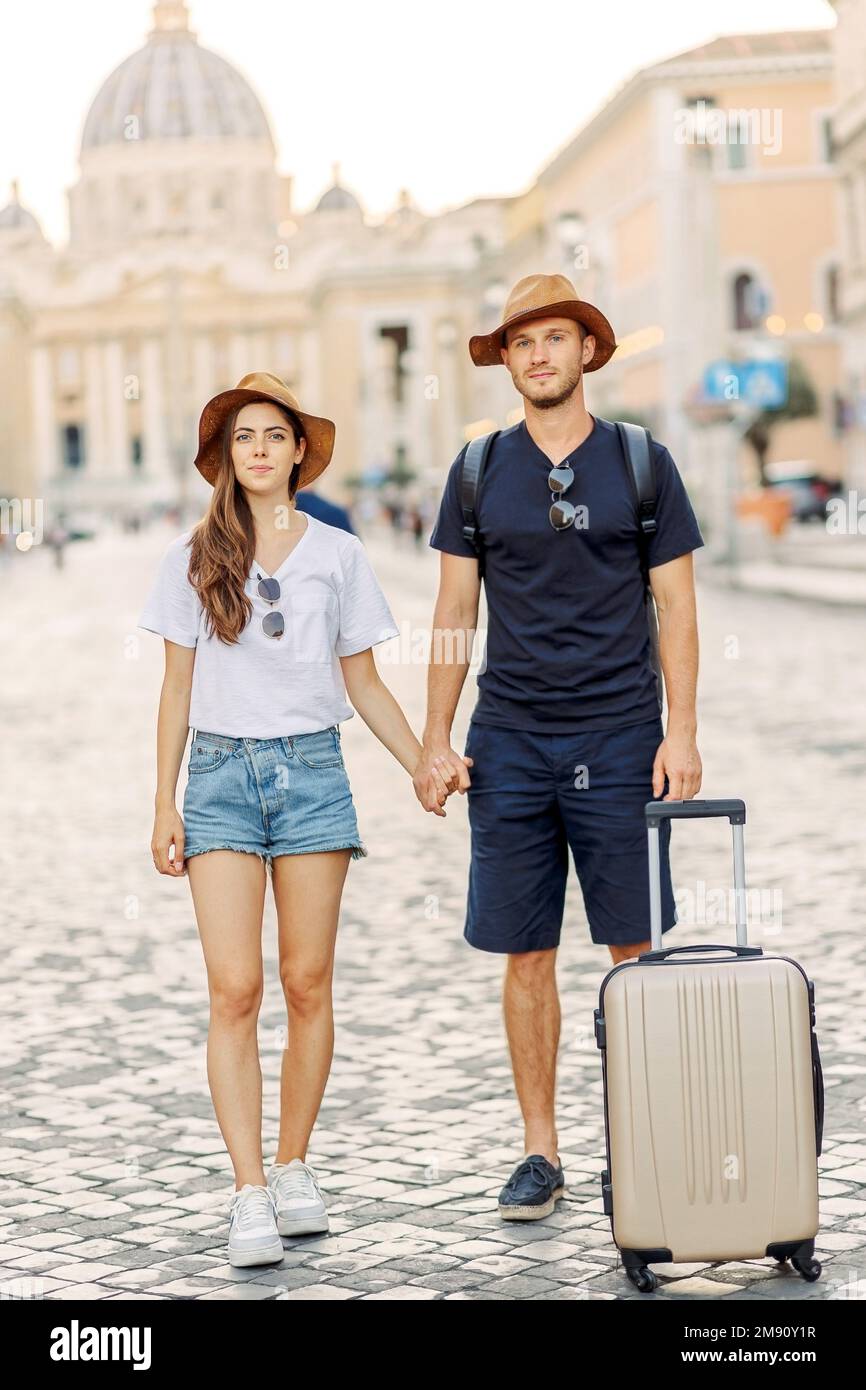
xmin=50 ymin=1320 xmax=151 ymax=1370
xmin=0 ymin=496 xmax=44 ymax=546
xmin=674 ymin=100 xmax=783 ymax=156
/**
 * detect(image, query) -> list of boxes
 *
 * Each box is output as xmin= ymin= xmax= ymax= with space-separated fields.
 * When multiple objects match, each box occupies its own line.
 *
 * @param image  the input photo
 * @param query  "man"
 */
xmin=413 ymin=273 xmax=704 ymax=1220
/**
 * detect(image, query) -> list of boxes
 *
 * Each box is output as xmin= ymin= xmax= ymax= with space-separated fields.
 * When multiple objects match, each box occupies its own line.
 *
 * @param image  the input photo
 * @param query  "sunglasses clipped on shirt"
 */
xmin=256 ymin=573 xmax=285 ymax=638
xmin=547 ymin=461 xmax=578 ymax=530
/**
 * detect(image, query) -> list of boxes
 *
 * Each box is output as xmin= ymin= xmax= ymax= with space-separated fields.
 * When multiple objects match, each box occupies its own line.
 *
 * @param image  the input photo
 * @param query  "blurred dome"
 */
xmin=80 ymin=1 xmax=274 ymax=153
xmin=314 ymin=162 xmax=362 ymax=214
xmin=0 ymin=181 xmax=46 ymax=240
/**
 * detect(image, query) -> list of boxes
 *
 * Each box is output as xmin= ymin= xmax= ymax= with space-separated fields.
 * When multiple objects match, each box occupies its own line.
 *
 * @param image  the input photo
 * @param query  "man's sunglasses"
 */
xmin=548 ymin=463 xmax=577 ymax=530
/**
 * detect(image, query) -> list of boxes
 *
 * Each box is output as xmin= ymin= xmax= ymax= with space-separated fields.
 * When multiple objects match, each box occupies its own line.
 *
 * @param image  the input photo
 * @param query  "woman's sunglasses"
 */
xmin=256 ymin=573 xmax=284 ymax=638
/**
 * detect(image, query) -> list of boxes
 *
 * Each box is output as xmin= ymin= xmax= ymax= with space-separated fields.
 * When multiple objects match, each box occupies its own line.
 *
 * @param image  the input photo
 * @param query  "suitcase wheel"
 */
xmin=770 ymin=1240 xmax=822 ymax=1283
xmin=792 ymin=1256 xmax=822 ymax=1282
xmin=626 ymin=1266 xmax=657 ymax=1293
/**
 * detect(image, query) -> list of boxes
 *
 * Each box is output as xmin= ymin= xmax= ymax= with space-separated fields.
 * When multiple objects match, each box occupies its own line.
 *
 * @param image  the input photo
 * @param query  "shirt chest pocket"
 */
xmin=290 ymin=594 xmax=339 ymax=663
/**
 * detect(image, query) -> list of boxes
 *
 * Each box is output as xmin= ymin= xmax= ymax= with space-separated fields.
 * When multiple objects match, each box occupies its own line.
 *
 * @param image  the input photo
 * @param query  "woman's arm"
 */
xmin=151 ymin=639 xmax=196 ymax=874
xmin=340 ymin=648 xmax=453 ymax=817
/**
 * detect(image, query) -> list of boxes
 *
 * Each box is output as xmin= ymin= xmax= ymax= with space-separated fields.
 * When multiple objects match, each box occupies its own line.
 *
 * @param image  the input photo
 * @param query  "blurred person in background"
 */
xmin=46 ymin=512 xmax=70 ymax=570
xmin=294 ymin=486 xmax=356 ymax=535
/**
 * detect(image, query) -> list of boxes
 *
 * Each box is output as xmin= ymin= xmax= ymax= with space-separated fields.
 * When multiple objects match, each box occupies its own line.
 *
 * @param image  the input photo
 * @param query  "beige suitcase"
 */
xmin=594 ymin=798 xmax=824 ymax=1293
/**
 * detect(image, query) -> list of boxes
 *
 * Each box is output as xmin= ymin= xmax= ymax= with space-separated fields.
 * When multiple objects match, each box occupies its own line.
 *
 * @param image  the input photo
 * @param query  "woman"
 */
xmin=138 ymin=372 xmax=466 ymax=1268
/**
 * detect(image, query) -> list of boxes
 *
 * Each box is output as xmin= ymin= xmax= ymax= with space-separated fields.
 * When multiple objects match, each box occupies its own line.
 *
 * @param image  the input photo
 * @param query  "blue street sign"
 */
xmin=701 ymin=359 xmax=788 ymax=409
xmin=702 ymin=360 xmax=736 ymax=401
xmin=739 ymin=360 xmax=788 ymax=408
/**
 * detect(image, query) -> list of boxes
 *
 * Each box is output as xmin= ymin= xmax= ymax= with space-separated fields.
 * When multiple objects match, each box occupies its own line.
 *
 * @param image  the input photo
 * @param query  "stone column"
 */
xmin=141 ymin=338 xmax=170 ymax=476
xmin=103 ymin=339 xmax=127 ymax=475
xmin=191 ymin=333 xmax=215 ymax=458
xmin=29 ymin=345 xmax=59 ymax=494
xmin=84 ymin=342 xmax=108 ymax=475
xmin=228 ymin=332 xmax=251 ymax=383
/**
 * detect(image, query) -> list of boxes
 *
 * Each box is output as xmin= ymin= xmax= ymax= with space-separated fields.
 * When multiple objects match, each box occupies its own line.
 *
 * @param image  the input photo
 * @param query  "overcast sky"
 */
xmin=0 ymin=0 xmax=836 ymax=244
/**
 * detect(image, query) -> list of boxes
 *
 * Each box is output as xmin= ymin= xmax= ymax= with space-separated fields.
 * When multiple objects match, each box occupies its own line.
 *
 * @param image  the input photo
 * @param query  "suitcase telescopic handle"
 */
xmin=645 ymin=798 xmax=745 ymax=826
xmin=645 ymin=798 xmax=748 ymax=951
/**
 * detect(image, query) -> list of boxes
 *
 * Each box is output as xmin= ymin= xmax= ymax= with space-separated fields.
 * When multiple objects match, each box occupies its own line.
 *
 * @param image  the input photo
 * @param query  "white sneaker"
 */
xmin=267 ymin=1158 xmax=329 ymax=1236
xmin=227 ymin=1183 xmax=285 ymax=1267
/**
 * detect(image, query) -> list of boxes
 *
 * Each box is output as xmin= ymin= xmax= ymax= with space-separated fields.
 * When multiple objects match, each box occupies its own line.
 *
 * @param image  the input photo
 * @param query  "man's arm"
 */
xmin=648 ymin=551 xmax=702 ymax=801
xmin=413 ymin=551 xmax=481 ymax=814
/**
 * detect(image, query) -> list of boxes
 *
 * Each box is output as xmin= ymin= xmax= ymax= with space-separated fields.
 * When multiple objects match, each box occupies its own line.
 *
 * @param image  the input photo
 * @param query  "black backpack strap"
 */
xmin=615 ymin=421 xmax=663 ymax=712
xmin=460 ymin=430 xmax=499 ymax=578
xmin=615 ymin=420 xmax=657 ymax=588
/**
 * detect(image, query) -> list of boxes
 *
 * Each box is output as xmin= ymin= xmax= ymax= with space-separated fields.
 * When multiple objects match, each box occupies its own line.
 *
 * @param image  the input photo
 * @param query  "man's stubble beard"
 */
xmin=518 ymin=359 xmax=584 ymax=410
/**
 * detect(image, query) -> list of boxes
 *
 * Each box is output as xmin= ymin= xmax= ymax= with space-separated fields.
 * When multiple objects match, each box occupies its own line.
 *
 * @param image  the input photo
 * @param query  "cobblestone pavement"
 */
xmin=0 ymin=522 xmax=864 ymax=1302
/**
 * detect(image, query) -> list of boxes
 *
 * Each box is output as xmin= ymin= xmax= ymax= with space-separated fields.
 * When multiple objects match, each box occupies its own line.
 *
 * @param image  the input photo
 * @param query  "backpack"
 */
xmin=459 ymin=419 xmax=664 ymax=713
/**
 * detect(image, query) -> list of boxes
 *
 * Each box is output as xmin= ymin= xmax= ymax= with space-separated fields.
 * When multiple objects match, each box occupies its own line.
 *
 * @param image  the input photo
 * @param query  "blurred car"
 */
xmin=763 ymin=461 xmax=843 ymax=523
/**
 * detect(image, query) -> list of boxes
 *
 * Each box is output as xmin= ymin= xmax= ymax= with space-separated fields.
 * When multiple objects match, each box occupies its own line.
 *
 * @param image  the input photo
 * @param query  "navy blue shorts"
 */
xmin=462 ymin=716 xmax=677 ymax=952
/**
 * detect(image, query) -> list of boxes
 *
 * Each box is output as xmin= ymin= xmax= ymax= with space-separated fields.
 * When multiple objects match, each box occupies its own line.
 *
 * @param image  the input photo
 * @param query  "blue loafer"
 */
xmin=498 ymin=1153 xmax=565 ymax=1220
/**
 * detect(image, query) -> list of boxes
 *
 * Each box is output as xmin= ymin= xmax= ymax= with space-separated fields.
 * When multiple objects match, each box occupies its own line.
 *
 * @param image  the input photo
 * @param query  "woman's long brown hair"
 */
xmin=186 ymin=400 xmax=304 ymax=643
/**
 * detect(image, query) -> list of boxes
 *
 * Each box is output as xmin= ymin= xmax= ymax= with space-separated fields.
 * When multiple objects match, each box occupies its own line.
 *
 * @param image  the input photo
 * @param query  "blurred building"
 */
xmin=480 ymin=29 xmax=844 ymax=507
xmin=0 ymin=0 xmax=512 ymax=518
xmin=0 ymin=6 xmax=857 ymax=523
xmin=830 ymin=0 xmax=866 ymax=489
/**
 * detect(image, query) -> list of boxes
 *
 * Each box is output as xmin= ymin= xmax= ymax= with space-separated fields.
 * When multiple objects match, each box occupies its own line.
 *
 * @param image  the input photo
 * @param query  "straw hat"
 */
xmin=193 ymin=372 xmax=336 ymax=488
xmin=469 ymin=273 xmax=617 ymax=371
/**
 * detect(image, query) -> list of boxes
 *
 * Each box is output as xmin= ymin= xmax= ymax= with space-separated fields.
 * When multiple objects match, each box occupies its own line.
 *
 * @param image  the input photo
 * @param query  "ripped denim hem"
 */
xmin=184 ymin=841 xmax=369 ymax=867
xmin=268 ymin=841 xmax=369 ymax=862
xmin=184 ymin=844 xmax=270 ymax=868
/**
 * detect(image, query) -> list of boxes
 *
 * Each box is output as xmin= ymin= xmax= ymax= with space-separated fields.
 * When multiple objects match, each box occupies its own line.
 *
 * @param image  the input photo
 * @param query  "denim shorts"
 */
xmin=462 ymin=715 xmax=677 ymax=951
xmin=182 ymin=725 xmax=368 ymax=871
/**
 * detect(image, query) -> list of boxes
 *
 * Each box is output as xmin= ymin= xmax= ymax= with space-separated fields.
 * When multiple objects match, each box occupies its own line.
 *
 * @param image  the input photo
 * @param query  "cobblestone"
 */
xmin=0 ymin=524 xmax=863 ymax=1299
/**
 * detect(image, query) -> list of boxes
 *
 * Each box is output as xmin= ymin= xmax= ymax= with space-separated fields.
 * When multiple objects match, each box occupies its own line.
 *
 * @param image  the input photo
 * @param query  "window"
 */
xmin=727 ymin=114 xmax=750 ymax=171
xmin=379 ymin=324 xmax=410 ymax=405
xmin=732 ymin=271 xmax=767 ymax=331
xmin=685 ymin=94 xmax=718 ymax=141
xmin=62 ymin=423 xmax=84 ymax=470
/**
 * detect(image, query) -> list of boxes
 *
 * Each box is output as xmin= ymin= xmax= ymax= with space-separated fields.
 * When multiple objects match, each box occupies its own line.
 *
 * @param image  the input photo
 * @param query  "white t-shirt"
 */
xmin=137 ymin=513 xmax=400 ymax=737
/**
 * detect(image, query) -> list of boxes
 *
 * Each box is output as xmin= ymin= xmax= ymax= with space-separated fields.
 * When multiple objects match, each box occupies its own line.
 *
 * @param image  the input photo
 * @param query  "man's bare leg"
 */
xmin=502 ymin=947 xmax=560 ymax=1165
xmin=608 ymin=939 xmax=652 ymax=964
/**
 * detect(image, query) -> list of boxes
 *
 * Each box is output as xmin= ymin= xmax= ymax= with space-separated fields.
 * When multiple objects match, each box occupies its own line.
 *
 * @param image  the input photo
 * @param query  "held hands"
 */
xmin=412 ymin=743 xmax=474 ymax=817
xmin=652 ymin=727 xmax=702 ymax=802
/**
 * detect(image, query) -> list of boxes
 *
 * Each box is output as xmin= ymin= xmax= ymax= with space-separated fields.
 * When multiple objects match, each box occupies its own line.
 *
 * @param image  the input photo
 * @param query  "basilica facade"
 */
xmin=0 ymin=0 xmax=514 ymax=518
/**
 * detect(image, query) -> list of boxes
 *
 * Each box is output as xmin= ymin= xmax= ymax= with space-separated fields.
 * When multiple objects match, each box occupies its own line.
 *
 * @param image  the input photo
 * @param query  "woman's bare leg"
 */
xmin=186 ymin=850 xmax=267 ymax=1188
xmin=271 ymin=849 xmax=351 ymax=1162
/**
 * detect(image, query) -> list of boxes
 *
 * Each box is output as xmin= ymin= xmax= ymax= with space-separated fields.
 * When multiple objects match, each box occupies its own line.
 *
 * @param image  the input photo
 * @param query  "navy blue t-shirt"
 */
xmin=428 ymin=414 xmax=704 ymax=733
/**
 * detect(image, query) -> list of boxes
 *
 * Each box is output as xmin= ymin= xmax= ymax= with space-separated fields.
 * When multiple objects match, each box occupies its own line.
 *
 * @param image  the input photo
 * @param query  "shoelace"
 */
xmin=271 ymin=1163 xmax=321 ymax=1201
xmin=505 ymin=1156 xmax=557 ymax=1196
xmin=230 ymin=1185 xmax=278 ymax=1230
